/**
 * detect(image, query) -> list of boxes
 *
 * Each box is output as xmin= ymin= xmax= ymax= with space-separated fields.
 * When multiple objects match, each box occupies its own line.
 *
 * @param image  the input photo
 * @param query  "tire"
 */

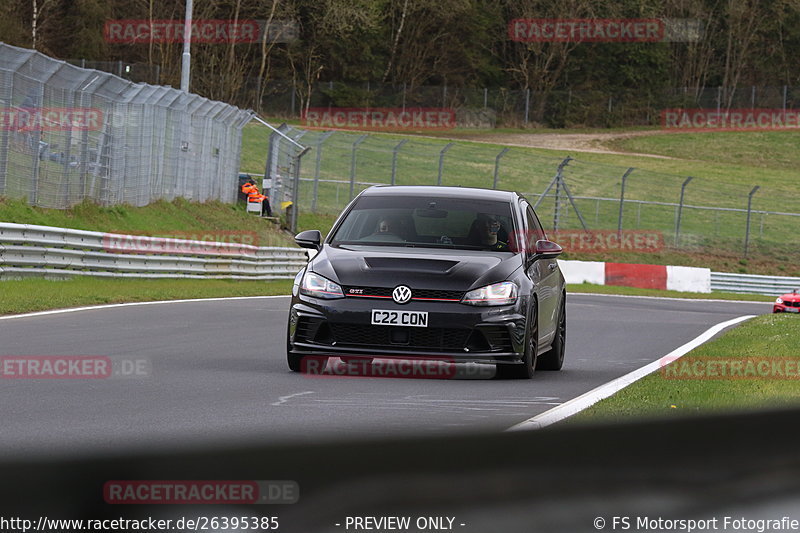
xmin=286 ymin=325 xmax=329 ymax=374
xmin=496 ymin=305 xmax=537 ymax=379
xmin=537 ymin=295 xmax=566 ymax=371
xmin=287 ymin=353 xmax=328 ymax=374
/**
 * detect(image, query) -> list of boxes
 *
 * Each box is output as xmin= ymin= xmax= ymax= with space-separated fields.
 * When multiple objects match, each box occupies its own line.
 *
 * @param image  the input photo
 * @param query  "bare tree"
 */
xmin=501 ymin=0 xmax=597 ymax=122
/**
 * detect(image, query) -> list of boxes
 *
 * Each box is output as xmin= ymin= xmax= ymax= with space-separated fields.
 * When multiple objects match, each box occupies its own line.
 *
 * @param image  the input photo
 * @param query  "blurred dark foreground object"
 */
xmin=1 ymin=407 xmax=799 ymax=532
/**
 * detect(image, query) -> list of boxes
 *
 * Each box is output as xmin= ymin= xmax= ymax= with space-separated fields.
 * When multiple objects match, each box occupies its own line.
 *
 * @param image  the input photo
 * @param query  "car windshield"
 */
xmin=329 ymin=194 xmax=516 ymax=252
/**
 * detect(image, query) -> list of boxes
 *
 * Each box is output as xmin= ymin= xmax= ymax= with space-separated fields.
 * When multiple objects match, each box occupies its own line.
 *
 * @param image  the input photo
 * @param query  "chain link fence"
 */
xmin=254 ymin=80 xmax=800 ymax=128
xmin=253 ymin=123 xmax=800 ymax=265
xmin=0 ymin=42 xmax=253 ymax=209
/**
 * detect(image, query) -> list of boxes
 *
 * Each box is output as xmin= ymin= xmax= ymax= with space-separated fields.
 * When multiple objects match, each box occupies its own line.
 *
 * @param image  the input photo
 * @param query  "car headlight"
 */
xmin=776 ymin=297 xmax=783 ymax=304
xmin=461 ymin=281 xmax=517 ymax=306
xmin=300 ymin=272 xmax=344 ymax=299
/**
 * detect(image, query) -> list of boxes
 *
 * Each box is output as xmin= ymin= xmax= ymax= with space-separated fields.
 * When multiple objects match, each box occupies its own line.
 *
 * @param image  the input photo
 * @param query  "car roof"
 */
xmin=360 ymin=185 xmax=518 ymax=202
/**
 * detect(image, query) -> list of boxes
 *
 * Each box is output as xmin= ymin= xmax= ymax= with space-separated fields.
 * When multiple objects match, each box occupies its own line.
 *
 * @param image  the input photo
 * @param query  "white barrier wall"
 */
xmin=558 ymin=260 xmax=712 ymax=293
xmin=666 ymin=266 xmax=712 ymax=293
xmin=557 ymin=260 xmax=605 ymax=285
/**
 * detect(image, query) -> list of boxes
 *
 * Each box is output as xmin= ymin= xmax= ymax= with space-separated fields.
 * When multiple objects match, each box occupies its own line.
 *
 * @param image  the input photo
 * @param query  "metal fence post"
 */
xmin=524 ymin=89 xmax=530 ymax=125
xmin=553 ymin=175 xmax=561 ymax=231
xmin=618 ymin=167 xmax=634 ymax=235
xmin=290 ymin=147 xmax=311 ymax=233
xmin=744 ymin=185 xmax=760 ymax=257
xmin=312 ymin=131 xmax=334 ymax=212
xmin=437 ymin=143 xmax=454 ymax=186
xmin=492 ymin=147 xmax=510 ymax=189
xmin=349 ymin=134 xmax=368 ymax=199
xmin=29 ymin=84 xmax=46 ymax=206
xmin=675 ymin=176 xmax=693 ymax=246
xmin=391 ymin=139 xmax=408 ymax=185
xmin=533 ymin=156 xmax=572 ymax=210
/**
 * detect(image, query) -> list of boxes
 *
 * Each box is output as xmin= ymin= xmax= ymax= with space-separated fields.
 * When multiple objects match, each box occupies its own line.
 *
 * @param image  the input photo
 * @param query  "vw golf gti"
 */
xmin=287 ymin=185 xmax=566 ymax=379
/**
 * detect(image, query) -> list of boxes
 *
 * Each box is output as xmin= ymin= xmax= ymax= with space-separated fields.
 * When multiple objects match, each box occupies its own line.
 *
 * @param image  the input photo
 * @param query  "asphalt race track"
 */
xmin=0 ymin=294 xmax=770 ymax=457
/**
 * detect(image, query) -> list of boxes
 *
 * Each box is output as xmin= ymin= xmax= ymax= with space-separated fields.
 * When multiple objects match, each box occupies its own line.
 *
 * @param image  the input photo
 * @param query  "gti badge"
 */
xmin=392 ymin=285 xmax=412 ymax=304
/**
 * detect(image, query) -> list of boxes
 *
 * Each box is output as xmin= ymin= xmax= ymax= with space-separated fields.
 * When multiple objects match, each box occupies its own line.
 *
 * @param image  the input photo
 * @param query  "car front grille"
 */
xmin=785 ymin=300 xmax=800 ymax=308
xmin=343 ymin=286 xmax=464 ymax=302
xmin=330 ymin=324 xmax=471 ymax=351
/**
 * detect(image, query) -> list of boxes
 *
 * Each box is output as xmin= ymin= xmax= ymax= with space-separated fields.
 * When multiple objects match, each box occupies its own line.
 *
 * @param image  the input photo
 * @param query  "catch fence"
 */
xmin=0 ymin=42 xmax=252 ymax=209
xmin=252 ymin=123 xmax=800 ymax=266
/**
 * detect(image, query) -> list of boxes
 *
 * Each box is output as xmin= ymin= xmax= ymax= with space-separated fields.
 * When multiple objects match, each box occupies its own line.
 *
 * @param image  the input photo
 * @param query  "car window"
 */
xmin=525 ymin=205 xmax=547 ymax=251
xmin=330 ymin=195 xmax=517 ymax=251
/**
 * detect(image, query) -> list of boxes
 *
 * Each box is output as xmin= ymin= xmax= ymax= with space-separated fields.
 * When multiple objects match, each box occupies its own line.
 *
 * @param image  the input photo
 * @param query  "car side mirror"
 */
xmin=295 ymin=230 xmax=322 ymax=251
xmin=533 ymin=239 xmax=563 ymax=259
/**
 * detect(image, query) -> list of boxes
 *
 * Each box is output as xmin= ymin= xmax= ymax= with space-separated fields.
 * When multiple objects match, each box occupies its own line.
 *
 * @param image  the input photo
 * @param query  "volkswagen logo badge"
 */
xmin=392 ymin=285 xmax=412 ymax=304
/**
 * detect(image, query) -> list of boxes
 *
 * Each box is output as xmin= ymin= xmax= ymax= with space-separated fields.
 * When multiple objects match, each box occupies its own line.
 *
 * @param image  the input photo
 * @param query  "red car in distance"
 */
xmin=774 ymin=289 xmax=800 ymax=313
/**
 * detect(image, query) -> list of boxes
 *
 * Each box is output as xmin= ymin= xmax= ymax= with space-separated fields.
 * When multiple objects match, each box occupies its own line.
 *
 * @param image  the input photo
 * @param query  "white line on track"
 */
xmin=507 ymin=314 xmax=757 ymax=431
xmin=271 ymin=391 xmax=315 ymax=406
xmin=0 ymin=295 xmax=292 ymax=321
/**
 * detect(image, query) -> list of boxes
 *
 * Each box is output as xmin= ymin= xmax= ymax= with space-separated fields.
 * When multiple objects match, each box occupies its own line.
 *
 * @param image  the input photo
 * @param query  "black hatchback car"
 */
xmin=287 ymin=186 xmax=566 ymax=379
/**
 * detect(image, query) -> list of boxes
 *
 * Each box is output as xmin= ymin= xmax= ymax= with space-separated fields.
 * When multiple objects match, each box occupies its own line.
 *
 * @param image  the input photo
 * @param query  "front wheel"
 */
xmin=537 ymin=296 xmax=565 ymax=371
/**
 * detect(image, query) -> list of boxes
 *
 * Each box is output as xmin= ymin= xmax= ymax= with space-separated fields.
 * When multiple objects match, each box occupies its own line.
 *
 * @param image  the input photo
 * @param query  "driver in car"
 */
xmin=471 ymin=213 xmax=508 ymax=250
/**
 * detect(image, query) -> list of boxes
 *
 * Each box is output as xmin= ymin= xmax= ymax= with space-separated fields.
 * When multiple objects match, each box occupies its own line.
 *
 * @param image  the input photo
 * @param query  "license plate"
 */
xmin=786 ymin=307 xmax=799 ymax=313
xmin=371 ymin=309 xmax=428 ymax=327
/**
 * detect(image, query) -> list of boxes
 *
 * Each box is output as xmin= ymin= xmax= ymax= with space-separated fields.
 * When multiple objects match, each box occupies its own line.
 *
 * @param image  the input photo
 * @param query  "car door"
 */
xmin=523 ymin=202 xmax=559 ymax=346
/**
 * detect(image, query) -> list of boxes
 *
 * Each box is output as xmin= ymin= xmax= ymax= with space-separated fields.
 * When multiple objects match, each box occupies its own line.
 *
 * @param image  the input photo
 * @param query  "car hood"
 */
xmin=780 ymin=293 xmax=800 ymax=302
xmin=310 ymin=244 xmax=523 ymax=291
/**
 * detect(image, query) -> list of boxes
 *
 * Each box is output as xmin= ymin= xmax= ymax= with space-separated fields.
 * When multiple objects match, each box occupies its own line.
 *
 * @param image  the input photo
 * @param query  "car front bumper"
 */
xmin=288 ymin=294 xmax=528 ymax=364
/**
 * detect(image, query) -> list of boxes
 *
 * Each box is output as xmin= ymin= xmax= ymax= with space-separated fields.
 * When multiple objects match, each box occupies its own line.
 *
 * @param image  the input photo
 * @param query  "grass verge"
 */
xmin=570 ymin=314 xmax=800 ymax=422
xmin=0 ymin=278 xmax=293 ymax=316
xmin=0 ymin=197 xmax=295 ymax=247
xmin=566 ymin=283 xmax=774 ymax=302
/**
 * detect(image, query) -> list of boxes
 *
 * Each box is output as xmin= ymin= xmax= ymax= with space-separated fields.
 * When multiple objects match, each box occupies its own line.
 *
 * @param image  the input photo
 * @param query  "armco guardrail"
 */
xmin=711 ymin=271 xmax=800 ymax=296
xmin=0 ymin=223 xmax=307 ymax=280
